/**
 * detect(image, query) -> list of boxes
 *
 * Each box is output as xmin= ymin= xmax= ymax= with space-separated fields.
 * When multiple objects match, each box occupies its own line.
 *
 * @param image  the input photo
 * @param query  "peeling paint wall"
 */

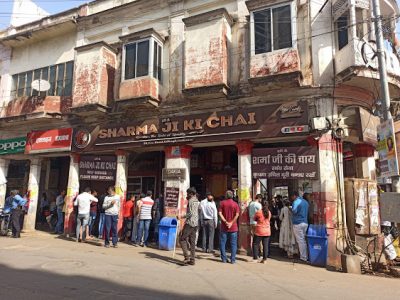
xmin=119 ymin=77 xmax=159 ymax=100
xmin=73 ymin=44 xmax=117 ymax=107
xmin=184 ymin=18 xmax=231 ymax=89
xmin=250 ymin=49 xmax=301 ymax=78
xmin=1 ymin=96 xmax=72 ymax=117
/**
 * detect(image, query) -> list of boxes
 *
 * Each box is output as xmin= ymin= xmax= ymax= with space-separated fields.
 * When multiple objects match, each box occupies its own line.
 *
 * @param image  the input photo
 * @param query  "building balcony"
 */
xmin=72 ymin=42 xmax=116 ymax=117
xmin=249 ymin=48 xmax=302 ymax=92
xmin=117 ymin=76 xmax=161 ymax=109
xmin=335 ymin=38 xmax=400 ymax=98
xmin=0 ymin=96 xmax=72 ymax=125
xmin=182 ymin=9 xmax=232 ymax=100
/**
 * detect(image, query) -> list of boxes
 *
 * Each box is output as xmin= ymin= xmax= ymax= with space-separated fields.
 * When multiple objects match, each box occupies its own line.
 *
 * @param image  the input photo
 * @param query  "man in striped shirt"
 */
xmin=136 ymin=191 xmax=154 ymax=247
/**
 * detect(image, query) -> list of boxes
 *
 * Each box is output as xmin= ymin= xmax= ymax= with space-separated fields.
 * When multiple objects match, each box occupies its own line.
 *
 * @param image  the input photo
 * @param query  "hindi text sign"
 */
xmin=252 ymin=147 xmax=318 ymax=179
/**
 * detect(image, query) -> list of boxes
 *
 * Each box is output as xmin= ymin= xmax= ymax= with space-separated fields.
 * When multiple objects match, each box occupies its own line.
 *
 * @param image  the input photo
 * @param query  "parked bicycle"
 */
xmin=0 ymin=207 xmax=11 ymax=236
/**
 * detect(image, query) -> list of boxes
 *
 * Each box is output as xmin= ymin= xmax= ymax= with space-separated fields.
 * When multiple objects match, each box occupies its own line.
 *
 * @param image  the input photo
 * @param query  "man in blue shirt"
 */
xmin=291 ymin=191 xmax=309 ymax=262
xmin=5 ymin=190 xmax=27 ymax=238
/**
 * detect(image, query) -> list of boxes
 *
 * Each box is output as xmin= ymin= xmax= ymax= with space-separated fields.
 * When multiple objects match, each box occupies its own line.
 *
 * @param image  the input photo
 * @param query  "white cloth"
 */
xmin=384 ymin=234 xmax=398 ymax=261
xmin=74 ymin=192 xmax=98 ymax=215
xmin=200 ymin=199 xmax=218 ymax=227
xmin=293 ymin=223 xmax=308 ymax=261
xmin=103 ymin=194 xmax=120 ymax=216
xmin=279 ymin=206 xmax=298 ymax=255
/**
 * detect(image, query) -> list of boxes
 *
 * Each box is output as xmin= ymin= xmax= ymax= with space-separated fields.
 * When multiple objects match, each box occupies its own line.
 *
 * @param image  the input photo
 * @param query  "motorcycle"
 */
xmin=0 ymin=207 xmax=11 ymax=236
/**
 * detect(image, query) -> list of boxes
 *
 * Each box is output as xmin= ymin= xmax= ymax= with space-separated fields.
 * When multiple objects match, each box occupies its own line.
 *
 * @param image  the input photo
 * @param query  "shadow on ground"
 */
xmin=0 ymin=263 xmax=218 ymax=300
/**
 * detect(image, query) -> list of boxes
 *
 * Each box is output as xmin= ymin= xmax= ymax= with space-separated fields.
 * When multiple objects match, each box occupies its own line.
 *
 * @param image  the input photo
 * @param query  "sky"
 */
xmin=0 ymin=0 xmax=88 ymax=29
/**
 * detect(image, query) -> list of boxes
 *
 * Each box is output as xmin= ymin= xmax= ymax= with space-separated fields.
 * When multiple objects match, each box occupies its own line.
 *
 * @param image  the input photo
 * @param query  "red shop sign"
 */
xmin=25 ymin=128 xmax=73 ymax=154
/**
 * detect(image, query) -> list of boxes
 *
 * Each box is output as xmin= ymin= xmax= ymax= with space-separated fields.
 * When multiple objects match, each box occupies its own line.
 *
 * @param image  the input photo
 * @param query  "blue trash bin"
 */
xmin=307 ymin=224 xmax=328 ymax=267
xmin=158 ymin=217 xmax=178 ymax=250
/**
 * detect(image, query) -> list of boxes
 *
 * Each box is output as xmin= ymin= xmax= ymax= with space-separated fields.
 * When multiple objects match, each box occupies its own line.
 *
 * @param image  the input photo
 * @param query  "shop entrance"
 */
xmin=127 ymin=176 xmax=156 ymax=196
xmin=36 ymin=157 xmax=69 ymax=231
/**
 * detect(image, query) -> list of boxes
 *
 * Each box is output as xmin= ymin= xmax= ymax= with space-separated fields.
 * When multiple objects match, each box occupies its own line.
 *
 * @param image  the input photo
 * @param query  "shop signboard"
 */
xmin=377 ymin=119 xmax=399 ymax=177
xmin=25 ymin=128 xmax=73 ymax=154
xmin=72 ymin=101 xmax=308 ymax=152
xmin=252 ymin=147 xmax=318 ymax=179
xmin=165 ymin=187 xmax=180 ymax=208
xmin=79 ymin=155 xmax=117 ymax=181
xmin=162 ymin=168 xmax=186 ymax=181
xmin=0 ymin=137 xmax=26 ymax=155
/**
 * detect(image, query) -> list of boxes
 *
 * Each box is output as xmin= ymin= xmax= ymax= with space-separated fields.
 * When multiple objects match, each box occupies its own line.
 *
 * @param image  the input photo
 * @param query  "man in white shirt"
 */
xmin=136 ymin=190 xmax=154 ymax=247
xmin=74 ymin=187 xmax=98 ymax=242
xmin=200 ymin=192 xmax=218 ymax=253
xmin=103 ymin=186 xmax=121 ymax=248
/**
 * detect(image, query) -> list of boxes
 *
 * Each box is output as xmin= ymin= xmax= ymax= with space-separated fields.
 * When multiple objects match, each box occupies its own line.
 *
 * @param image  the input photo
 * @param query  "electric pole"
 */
xmin=372 ymin=0 xmax=400 ymax=191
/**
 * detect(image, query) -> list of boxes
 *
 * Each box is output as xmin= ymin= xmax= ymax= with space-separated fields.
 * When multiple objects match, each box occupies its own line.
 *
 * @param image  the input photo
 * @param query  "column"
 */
xmin=0 ymin=158 xmax=9 ymax=208
xmin=315 ymin=134 xmax=344 ymax=269
xmin=168 ymin=0 xmax=185 ymax=101
xmin=353 ymin=144 xmax=376 ymax=180
xmin=64 ymin=154 xmax=80 ymax=237
xmin=115 ymin=150 xmax=128 ymax=235
xmin=164 ymin=145 xmax=192 ymax=224
xmin=236 ymin=140 xmax=253 ymax=254
xmin=24 ymin=158 xmax=42 ymax=231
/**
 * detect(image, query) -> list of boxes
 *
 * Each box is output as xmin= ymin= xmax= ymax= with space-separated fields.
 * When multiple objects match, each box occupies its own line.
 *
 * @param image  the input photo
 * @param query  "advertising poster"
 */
xmin=377 ymin=119 xmax=399 ymax=177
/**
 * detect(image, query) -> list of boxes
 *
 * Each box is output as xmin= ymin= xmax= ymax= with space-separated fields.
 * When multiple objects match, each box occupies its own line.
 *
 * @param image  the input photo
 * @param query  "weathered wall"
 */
xmin=184 ymin=18 xmax=231 ymax=89
xmin=73 ymin=44 xmax=117 ymax=107
xmin=0 ymin=44 xmax=12 ymax=109
xmin=9 ymin=30 xmax=76 ymax=75
xmin=119 ymin=77 xmax=159 ymax=100
xmin=250 ymin=49 xmax=301 ymax=78
xmin=2 ymin=96 xmax=72 ymax=117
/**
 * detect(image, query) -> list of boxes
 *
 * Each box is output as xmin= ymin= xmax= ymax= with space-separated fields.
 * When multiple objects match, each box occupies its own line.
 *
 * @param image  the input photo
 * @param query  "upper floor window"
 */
xmin=11 ymin=61 xmax=74 ymax=99
xmin=123 ymin=37 xmax=162 ymax=81
xmin=336 ymin=13 xmax=349 ymax=50
xmin=252 ymin=4 xmax=293 ymax=54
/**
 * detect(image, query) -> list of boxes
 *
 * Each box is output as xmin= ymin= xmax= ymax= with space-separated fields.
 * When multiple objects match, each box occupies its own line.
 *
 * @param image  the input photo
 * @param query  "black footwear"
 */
xmin=188 ymin=260 xmax=195 ymax=266
xmin=113 ymin=244 xmax=118 ymax=248
xmin=182 ymin=259 xmax=190 ymax=265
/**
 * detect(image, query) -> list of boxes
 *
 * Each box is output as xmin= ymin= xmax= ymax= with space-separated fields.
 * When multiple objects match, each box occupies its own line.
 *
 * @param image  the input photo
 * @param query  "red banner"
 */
xmin=25 ymin=128 xmax=73 ymax=154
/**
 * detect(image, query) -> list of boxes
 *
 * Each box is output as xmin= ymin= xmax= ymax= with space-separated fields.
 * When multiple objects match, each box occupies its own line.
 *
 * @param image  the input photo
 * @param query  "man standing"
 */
xmin=74 ymin=187 xmax=98 ymax=242
xmin=103 ymin=186 xmax=121 ymax=248
xmin=136 ymin=191 xmax=154 ymax=247
xmin=218 ymin=190 xmax=240 ymax=264
xmin=54 ymin=190 xmax=66 ymax=234
xmin=200 ymin=192 xmax=218 ymax=253
xmin=291 ymin=191 xmax=309 ymax=262
xmin=5 ymin=190 xmax=27 ymax=238
xmin=179 ymin=187 xmax=200 ymax=265
xmin=97 ymin=190 xmax=107 ymax=239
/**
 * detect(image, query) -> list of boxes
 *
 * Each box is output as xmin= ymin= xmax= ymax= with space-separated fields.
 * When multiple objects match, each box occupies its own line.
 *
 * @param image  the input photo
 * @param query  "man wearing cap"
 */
xmin=200 ymin=192 xmax=218 ymax=253
xmin=178 ymin=187 xmax=200 ymax=265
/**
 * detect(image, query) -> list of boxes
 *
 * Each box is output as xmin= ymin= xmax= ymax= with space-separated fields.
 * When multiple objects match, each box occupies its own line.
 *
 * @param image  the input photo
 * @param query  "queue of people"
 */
xmin=2 ymin=185 xmax=312 ymax=268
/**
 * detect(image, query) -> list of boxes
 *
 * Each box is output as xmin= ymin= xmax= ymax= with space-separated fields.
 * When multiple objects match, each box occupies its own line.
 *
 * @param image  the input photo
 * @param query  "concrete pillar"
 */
xmin=353 ymin=144 xmax=376 ymax=180
xmin=236 ymin=140 xmax=254 ymax=254
xmin=164 ymin=146 xmax=192 ymax=226
xmin=64 ymin=154 xmax=80 ymax=237
xmin=115 ymin=150 xmax=128 ymax=235
xmin=316 ymin=134 xmax=344 ymax=269
xmin=24 ymin=158 xmax=42 ymax=231
xmin=168 ymin=0 xmax=185 ymax=101
xmin=0 ymin=158 xmax=10 ymax=208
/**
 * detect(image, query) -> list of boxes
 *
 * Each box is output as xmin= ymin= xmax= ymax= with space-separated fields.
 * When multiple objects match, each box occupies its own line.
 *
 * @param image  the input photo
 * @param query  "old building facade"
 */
xmin=0 ymin=0 xmax=399 ymax=269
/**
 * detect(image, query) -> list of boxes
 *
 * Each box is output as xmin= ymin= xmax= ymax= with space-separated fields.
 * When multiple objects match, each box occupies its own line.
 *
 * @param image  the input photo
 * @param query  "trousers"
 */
xmin=201 ymin=219 xmax=215 ymax=252
xmin=293 ymin=223 xmax=308 ymax=261
xmin=180 ymin=224 xmax=197 ymax=261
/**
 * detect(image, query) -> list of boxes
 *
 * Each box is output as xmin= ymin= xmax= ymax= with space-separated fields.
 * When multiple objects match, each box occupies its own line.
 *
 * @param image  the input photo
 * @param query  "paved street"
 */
xmin=0 ymin=232 xmax=398 ymax=300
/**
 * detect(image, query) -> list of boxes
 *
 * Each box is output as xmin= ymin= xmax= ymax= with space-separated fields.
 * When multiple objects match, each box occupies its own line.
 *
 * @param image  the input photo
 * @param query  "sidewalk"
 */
xmin=0 ymin=232 xmax=399 ymax=300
